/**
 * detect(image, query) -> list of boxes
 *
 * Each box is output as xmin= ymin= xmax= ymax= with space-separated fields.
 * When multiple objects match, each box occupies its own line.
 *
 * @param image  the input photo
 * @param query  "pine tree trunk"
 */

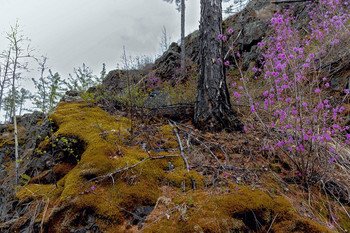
xmin=180 ymin=0 xmax=186 ymax=78
xmin=12 ymin=54 xmax=19 ymax=186
xmin=194 ymin=0 xmax=242 ymax=132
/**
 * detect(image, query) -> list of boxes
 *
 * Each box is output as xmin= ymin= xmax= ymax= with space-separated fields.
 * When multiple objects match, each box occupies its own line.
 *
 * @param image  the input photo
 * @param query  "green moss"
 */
xmin=16 ymin=184 xmax=62 ymax=200
xmin=18 ymin=102 xmax=189 ymax=226
xmin=167 ymin=170 xmax=204 ymax=189
xmin=144 ymin=187 xmax=331 ymax=233
xmin=159 ymin=124 xmax=175 ymax=136
xmin=158 ymin=125 xmax=179 ymax=149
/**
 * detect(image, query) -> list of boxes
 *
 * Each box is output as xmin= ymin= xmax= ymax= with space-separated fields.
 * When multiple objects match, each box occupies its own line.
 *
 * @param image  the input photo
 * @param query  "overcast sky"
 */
xmin=0 ymin=0 xmax=205 ymax=80
xmin=0 ymin=0 xmax=243 ymax=120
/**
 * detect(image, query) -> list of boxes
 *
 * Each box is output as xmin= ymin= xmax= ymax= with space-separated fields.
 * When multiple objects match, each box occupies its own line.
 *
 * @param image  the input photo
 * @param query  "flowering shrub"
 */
xmin=223 ymin=0 xmax=350 ymax=183
xmin=146 ymin=71 xmax=162 ymax=88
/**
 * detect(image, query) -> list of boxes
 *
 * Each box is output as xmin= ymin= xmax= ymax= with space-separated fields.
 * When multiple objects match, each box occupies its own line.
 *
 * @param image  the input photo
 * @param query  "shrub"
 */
xmin=224 ymin=0 xmax=350 ymax=184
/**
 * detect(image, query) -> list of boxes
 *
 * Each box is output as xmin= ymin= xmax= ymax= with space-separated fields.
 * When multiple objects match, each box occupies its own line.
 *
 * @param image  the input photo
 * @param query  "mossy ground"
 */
xmin=12 ymin=101 xmax=346 ymax=232
xmin=143 ymin=186 xmax=330 ymax=233
xmin=15 ymin=102 xmax=203 ymax=232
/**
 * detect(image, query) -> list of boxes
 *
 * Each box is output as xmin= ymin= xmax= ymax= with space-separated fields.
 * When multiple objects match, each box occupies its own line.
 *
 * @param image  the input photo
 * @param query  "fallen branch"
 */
xmin=168 ymin=121 xmax=190 ymax=172
xmin=195 ymin=138 xmax=225 ymax=170
xmin=266 ymin=213 xmax=279 ymax=233
xmin=169 ymin=120 xmax=232 ymax=159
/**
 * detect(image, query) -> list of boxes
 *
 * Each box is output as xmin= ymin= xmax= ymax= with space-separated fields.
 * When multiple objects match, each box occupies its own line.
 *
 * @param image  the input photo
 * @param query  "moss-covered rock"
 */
xmin=15 ymin=102 xmax=198 ymax=232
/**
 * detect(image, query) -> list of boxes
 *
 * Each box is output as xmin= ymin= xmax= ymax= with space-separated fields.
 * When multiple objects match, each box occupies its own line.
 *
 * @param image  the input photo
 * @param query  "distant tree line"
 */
xmin=0 ymin=39 xmax=107 ymax=123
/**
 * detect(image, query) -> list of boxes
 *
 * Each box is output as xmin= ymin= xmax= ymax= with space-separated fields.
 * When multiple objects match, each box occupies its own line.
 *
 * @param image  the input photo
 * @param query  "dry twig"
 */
xmin=168 ymin=121 xmax=190 ymax=172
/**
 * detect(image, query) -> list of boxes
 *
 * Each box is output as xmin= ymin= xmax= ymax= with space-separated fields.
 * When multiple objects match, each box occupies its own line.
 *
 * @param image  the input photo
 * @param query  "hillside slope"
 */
xmin=1 ymin=0 xmax=350 ymax=232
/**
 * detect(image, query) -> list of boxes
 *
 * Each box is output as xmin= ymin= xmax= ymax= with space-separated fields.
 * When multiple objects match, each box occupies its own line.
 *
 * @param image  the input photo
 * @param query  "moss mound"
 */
xmin=144 ymin=187 xmax=331 ymax=233
xmin=15 ymin=102 xmax=201 ymax=232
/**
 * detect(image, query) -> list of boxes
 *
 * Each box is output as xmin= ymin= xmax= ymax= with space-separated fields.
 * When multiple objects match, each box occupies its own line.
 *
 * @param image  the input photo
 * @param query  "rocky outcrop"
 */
xmin=0 ymin=111 xmax=51 ymax=230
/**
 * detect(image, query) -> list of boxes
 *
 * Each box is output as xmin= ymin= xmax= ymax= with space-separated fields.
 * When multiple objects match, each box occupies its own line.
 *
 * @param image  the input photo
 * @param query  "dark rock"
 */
xmin=17 ymin=111 xmax=45 ymax=129
xmin=24 ymin=136 xmax=85 ymax=183
xmin=0 ymin=164 xmax=6 ymax=180
xmin=0 ymin=111 xmax=57 ymax=227
xmin=132 ymin=205 xmax=154 ymax=229
xmin=60 ymin=90 xmax=83 ymax=102
xmin=0 ymin=124 xmax=8 ymax=134
xmin=153 ymin=42 xmax=181 ymax=79
xmin=24 ymin=118 xmax=51 ymax=150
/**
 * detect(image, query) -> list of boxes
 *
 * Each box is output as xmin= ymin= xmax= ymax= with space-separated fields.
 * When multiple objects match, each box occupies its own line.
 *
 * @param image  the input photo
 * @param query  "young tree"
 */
xmin=66 ymin=63 xmax=97 ymax=91
xmin=160 ymin=26 xmax=171 ymax=53
xmin=163 ymin=0 xmax=186 ymax=77
xmin=32 ymin=56 xmax=49 ymax=112
xmin=99 ymin=63 xmax=106 ymax=82
xmin=32 ymin=70 xmax=64 ymax=113
xmin=18 ymin=88 xmax=31 ymax=115
xmin=3 ymin=89 xmax=19 ymax=122
xmin=0 ymin=48 xmax=12 ymax=113
xmin=6 ymin=21 xmax=31 ymax=185
xmin=194 ymin=0 xmax=242 ymax=132
xmin=32 ymin=57 xmax=65 ymax=113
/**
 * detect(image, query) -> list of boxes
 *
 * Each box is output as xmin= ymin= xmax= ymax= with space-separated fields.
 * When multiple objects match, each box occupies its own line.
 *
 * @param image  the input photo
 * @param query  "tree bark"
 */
xmin=180 ymin=0 xmax=186 ymax=78
xmin=12 ymin=50 xmax=19 ymax=186
xmin=194 ymin=0 xmax=242 ymax=132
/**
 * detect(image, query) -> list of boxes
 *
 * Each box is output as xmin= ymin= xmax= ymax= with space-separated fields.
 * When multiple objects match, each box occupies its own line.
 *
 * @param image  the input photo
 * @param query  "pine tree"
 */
xmin=18 ymin=88 xmax=31 ymax=115
xmin=3 ymin=89 xmax=20 ymax=122
xmin=160 ymin=26 xmax=171 ymax=53
xmin=6 ymin=21 xmax=32 ymax=185
xmin=47 ymin=70 xmax=64 ymax=111
xmin=98 ymin=63 xmax=106 ymax=83
xmin=66 ymin=63 xmax=97 ymax=91
xmin=194 ymin=0 xmax=242 ymax=132
xmin=32 ymin=59 xmax=65 ymax=114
